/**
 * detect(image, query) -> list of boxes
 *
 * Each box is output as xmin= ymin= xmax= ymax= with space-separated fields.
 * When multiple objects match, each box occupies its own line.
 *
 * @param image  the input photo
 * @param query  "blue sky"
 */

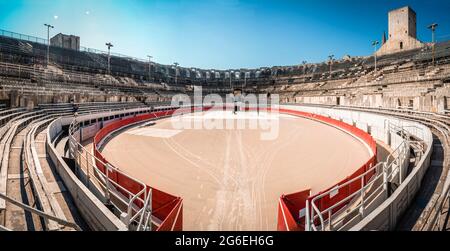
xmin=0 ymin=0 xmax=449 ymax=69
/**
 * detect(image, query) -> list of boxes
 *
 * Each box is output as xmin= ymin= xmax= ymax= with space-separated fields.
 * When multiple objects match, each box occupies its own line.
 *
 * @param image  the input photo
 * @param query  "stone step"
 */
xmin=7 ymin=173 xmax=29 ymax=180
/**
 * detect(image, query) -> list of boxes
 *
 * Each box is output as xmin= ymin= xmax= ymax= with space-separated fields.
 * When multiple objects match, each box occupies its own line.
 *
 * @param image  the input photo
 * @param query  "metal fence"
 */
xmin=0 ymin=28 xmax=147 ymax=62
xmin=0 ymin=29 xmax=48 ymax=44
xmin=68 ymin=119 xmax=153 ymax=231
xmin=305 ymin=123 xmax=425 ymax=231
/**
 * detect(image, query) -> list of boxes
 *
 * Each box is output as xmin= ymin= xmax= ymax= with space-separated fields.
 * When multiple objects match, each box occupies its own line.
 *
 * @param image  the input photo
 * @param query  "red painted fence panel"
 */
xmin=93 ymin=106 xmax=376 ymax=231
xmin=93 ymin=109 xmax=184 ymax=231
xmin=276 ymin=109 xmax=377 ymax=231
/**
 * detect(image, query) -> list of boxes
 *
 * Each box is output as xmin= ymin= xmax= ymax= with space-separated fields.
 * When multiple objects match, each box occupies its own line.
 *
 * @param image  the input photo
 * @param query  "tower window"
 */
xmin=400 ymin=42 xmax=404 ymax=49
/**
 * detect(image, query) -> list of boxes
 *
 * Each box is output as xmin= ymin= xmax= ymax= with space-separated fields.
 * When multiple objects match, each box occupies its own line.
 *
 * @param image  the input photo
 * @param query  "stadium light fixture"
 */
xmin=105 ymin=42 xmax=114 ymax=75
xmin=244 ymin=71 xmax=249 ymax=88
xmin=147 ymin=55 xmax=153 ymax=81
xmin=428 ymin=23 xmax=438 ymax=65
xmin=229 ymin=70 xmax=234 ymax=90
xmin=372 ymin=41 xmax=380 ymax=74
xmin=328 ymin=55 xmax=335 ymax=75
xmin=173 ymin=62 xmax=179 ymax=84
xmin=44 ymin=24 xmax=54 ymax=67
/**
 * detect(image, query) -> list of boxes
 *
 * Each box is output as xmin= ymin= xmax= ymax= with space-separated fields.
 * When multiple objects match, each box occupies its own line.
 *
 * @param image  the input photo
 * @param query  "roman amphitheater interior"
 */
xmin=0 ymin=6 xmax=449 ymax=232
xmin=1 ymin=27 xmax=449 ymax=112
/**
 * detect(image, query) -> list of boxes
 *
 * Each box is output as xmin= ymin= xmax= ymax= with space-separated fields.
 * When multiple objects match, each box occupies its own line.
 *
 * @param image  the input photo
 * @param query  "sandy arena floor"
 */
xmin=101 ymin=110 xmax=372 ymax=231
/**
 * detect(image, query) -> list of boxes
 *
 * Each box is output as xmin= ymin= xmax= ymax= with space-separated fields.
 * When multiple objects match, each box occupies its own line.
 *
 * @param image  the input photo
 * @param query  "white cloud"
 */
xmin=54 ymin=15 xmax=58 ymax=20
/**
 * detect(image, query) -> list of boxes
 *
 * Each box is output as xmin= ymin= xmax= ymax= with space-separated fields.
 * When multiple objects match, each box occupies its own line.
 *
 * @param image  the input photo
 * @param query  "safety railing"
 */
xmin=306 ymin=138 xmax=411 ymax=231
xmin=387 ymin=121 xmax=426 ymax=143
xmin=68 ymin=120 xmax=151 ymax=230
xmin=0 ymin=29 xmax=47 ymax=44
xmin=0 ymin=192 xmax=81 ymax=231
xmin=0 ymin=28 xmax=146 ymax=62
xmin=283 ymin=104 xmax=438 ymax=231
xmin=274 ymin=107 xmax=378 ymax=231
xmin=67 ymin=107 xmax=189 ymax=231
xmin=274 ymin=105 xmax=433 ymax=231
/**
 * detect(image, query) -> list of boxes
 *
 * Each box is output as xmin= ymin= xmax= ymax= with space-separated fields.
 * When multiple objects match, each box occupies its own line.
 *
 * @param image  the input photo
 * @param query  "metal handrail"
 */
xmin=333 ymin=104 xmax=448 ymax=231
xmin=66 ymin=106 xmax=194 ymax=230
xmin=0 ymin=192 xmax=81 ymax=231
xmin=66 ymin=112 xmax=172 ymax=230
xmin=127 ymin=189 xmax=147 ymax=223
xmin=309 ymin=162 xmax=383 ymax=231
xmin=308 ymin=134 xmax=412 ymax=231
xmin=137 ymin=188 xmax=153 ymax=231
xmin=311 ymin=164 xmax=387 ymax=230
xmin=68 ymin=133 xmax=148 ymax=210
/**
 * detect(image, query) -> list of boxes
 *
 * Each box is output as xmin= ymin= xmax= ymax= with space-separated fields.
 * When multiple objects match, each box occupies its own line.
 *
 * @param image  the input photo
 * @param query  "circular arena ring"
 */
xmin=93 ymin=106 xmax=377 ymax=231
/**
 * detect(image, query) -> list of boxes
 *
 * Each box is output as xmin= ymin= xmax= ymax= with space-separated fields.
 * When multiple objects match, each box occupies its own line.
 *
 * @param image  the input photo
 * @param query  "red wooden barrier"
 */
xmin=276 ymin=109 xmax=377 ymax=231
xmin=93 ymin=109 xmax=183 ymax=231
xmin=93 ymin=106 xmax=376 ymax=231
xmin=278 ymin=190 xmax=311 ymax=231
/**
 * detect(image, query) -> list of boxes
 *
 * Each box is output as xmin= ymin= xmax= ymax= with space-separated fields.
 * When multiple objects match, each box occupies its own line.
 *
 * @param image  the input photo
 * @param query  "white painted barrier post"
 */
xmin=383 ymin=163 xmax=388 ymax=197
xmin=305 ymin=200 xmax=310 ymax=231
xmin=105 ymin=163 xmax=112 ymax=202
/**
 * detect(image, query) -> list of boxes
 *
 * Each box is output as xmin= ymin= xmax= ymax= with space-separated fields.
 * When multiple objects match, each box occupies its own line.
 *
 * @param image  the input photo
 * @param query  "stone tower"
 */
xmin=377 ymin=6 xmax=423 ymax=56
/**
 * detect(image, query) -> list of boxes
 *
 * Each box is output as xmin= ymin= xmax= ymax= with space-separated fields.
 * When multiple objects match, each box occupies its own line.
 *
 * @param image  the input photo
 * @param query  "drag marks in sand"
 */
xmin=126 ymin=127 xmax=182 ymax=138
xmin=101 ymin=111 xmax=372 ymax=231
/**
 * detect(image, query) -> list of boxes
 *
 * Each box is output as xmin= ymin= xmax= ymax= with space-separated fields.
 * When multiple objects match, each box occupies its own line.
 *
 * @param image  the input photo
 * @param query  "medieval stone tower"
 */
xmin=377 ymin=6 xmax=424 ymax=56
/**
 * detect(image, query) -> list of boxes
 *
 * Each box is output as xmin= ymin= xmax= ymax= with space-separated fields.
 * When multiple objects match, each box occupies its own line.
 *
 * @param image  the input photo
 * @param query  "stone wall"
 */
xmin=0 ymin=90 xmax=138 ymax=109
xmin=293 ymin=84 xmax=449 ymax=113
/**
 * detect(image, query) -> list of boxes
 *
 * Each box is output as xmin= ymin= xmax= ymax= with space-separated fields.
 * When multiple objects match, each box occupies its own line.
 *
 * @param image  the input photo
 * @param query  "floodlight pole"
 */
xmin=147 ymin=55 xmax=153 ymax=81
xmin=173 ymin=62 xmax=179 ymax=85
xmin=328 ymin=55 xmax=334 ymax=75
xmin=244 ymin=72 xmax=247 ymax=88
xmin=105 ymin=42 xmax=113 ymax=75
xmin=230 ymin=71 xmax=233 ymax=90
xmin=428 ymin=23 xmax=438 ymax=66
xmin=372 ymin=41 xmax=380 ymax=74
xmin=44 ymin=24 xmax=54 ymax=67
